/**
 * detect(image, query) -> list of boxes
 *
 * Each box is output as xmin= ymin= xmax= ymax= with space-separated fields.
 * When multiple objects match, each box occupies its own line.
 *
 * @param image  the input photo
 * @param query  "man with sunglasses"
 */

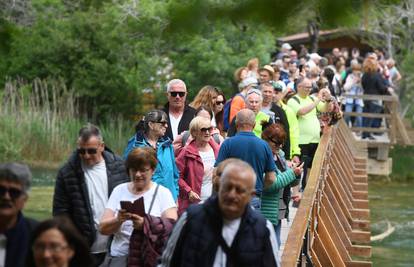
xmin=0 ymin=162 xmax=37 ymax=267
xmin=53 ymin=123 xmax=129 ymax=266
xmin=162 ymin=79 xmax=196 ymax=141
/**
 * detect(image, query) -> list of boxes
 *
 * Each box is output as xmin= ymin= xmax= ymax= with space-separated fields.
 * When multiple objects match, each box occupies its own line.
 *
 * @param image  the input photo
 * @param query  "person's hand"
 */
xmin=117 ymin=209 xmax=131 ymax=223
xmin=293 ymin=162 xmax=304 ymax=176
xmin=130 ymin=214 xmax=144 ymax=230
xmin=188 ymin=191 xmax=201 ymax=202
xmin=291 ymin=192 xmax=302 ymax=203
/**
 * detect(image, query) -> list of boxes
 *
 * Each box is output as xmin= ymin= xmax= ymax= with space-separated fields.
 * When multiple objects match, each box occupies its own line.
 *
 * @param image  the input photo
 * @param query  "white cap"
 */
xmin=309 ymin=53 xmax=321 ymax=60
xmin=281 ymin=43 xmax=292 ymax=50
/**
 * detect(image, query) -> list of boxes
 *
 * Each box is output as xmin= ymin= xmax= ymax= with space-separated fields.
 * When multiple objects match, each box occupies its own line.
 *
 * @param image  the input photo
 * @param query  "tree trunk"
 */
xmin=307 ymin=21 xmax=319 ymax=53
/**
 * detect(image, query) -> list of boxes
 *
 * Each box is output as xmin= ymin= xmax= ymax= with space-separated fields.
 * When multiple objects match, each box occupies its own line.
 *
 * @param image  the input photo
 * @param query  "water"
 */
xmin=369 ymin=179 xmax=414 ymax=266
xmin=31 ymin=167 xmax=57 ymax=186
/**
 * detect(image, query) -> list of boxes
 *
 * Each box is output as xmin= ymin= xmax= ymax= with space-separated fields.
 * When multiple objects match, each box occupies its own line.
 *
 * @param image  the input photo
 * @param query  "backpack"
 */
xmin=223 ymin=93 xmax=244 ymax=131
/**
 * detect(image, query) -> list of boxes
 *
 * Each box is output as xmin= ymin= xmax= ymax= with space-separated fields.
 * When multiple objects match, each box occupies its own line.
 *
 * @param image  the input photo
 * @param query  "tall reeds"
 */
xmin=0 ymin=78 xmax=133 ymax=166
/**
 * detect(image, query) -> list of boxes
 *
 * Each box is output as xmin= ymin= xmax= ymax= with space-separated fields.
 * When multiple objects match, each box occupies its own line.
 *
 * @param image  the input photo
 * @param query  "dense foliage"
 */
xmin=0 ymin=0 xmax=278 ymax=119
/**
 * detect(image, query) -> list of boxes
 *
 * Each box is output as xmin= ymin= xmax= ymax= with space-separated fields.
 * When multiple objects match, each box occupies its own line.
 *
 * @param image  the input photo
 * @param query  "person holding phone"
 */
xmin=100 ymin=147 xmax=177 ymax=267
xmin=260 ymin=123 xmax=303 ymax=252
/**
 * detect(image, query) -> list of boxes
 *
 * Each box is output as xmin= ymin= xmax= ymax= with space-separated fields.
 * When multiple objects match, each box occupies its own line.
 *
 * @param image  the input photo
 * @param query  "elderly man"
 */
xmin=287 ymin=77 xmax=329 ymax=188
xmin=53 ymin=123 xmax=129 ymax=265
xmin=227 ymin=89 xmax=273 ymax=138
xmin=158 ymin=159 xmax=279 ymax=267
xmin=215 ymin=109 xmax=276 ymax=209
xmin=0 ymin=163 xmax=37 ymax=267
xmin=162 ymin=79 xmax=196 ymax=140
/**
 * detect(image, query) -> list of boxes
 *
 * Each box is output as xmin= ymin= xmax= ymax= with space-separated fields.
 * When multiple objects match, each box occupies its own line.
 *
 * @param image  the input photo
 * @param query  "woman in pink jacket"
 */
xmin=175 ymin=116 xmax=220 ymax=215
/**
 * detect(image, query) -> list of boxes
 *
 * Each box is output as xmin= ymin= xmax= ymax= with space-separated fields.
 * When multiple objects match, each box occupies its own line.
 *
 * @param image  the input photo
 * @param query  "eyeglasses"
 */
xmin=216 ymin=101 xmax=225 ymax=105
xmin=130 ymin=167 xmax=152 ymax=174
xmin=0 ymin=185 xmax=24 ymax=200
xmin=200 ymin=126 xmax=213 ymax=133
xmin=269 ymin=139 xmax=283 ymax=147
xmin=77 ymin=148 xmax=98 ymax=155
xmin=32 ymin=243 xmax=69 ymax=254
xmin=169 ymin=92 xmax=186 ymax=98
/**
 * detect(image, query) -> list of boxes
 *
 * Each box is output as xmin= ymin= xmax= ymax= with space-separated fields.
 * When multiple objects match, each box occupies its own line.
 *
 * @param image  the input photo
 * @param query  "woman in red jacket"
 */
xmin=175 ymin=116 xmax=220 ymax=215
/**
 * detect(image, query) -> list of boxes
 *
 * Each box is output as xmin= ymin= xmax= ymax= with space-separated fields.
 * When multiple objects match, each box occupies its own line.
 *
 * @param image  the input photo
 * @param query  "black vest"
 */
xmin=170 ymin=196 xmax=277 ymax=267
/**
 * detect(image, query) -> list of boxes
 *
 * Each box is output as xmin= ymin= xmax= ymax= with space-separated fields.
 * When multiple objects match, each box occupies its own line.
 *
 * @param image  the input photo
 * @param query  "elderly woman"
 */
xmin=260 ymin=123 xmax=303 ymax=250
xmin=175 ymin=116 xmax=220 ymax=215
xmin=26 ymin=216 xmax=93 ymax=267
xmin=100 ymin=147 xmax=177 ymax=267
xmin=173 ymin=106 xmax=223 ymax=155
xmin=123 ymin=109 xmax=179 ymax=201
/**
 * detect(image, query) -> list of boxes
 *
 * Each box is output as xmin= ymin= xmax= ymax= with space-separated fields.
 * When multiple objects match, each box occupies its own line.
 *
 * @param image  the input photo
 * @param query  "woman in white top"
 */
xmin=175 ymin=116 xmax=220 ymax=215
xmin=99 ymin=147 xmax=177 ymax=265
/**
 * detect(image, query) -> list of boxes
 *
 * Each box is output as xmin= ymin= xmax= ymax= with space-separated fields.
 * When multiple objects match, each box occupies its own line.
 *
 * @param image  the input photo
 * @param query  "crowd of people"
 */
xmin=0 ymin=43 xmax=401 ymax=267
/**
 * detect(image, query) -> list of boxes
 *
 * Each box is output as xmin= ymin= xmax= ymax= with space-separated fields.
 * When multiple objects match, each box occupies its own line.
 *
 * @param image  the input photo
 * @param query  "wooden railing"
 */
xmin=341 ymin=93 xmax=399 ymax=145
xmin=281 ymin=120 xmax=372 ymax=267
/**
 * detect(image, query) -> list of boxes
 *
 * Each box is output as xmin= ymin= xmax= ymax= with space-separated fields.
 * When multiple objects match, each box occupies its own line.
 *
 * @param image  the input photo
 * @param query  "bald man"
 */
xmin=215 ymin=109 xmax=276 ymax=209
xmin=158 ymin=159 xmax=279 ymax=267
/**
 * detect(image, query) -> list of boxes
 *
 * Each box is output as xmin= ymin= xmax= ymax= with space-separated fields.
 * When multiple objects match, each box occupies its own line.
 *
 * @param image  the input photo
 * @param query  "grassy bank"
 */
xmin=0 ymin=79 xmax=134 ymax=165
xmin=24 ymin=186 xmax=54 ymax=220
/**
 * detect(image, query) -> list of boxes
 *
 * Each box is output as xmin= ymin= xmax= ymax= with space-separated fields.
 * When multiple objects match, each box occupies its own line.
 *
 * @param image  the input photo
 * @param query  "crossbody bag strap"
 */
xmin=148 ymin=183 xmax=160 ymax=215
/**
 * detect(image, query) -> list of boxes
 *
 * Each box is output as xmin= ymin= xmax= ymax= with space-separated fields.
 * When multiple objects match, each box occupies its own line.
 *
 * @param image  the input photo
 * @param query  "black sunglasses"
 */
xmin=77 ymin=148 xmax=98 ymax=155
xmin=169 ymin=92 xmax=186 ymax=97
xmin=0 ymin=185 xmax=24 ymax=200
xmin=216 ymin=101 xmax=225 ymax=105
xmin=200 ymin=126 xmax=214 ymax=133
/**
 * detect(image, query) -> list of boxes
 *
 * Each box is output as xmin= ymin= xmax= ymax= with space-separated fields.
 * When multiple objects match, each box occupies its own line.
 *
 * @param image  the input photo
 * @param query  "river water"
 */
xmin=30 ymin=168 xmax=413 ymax=265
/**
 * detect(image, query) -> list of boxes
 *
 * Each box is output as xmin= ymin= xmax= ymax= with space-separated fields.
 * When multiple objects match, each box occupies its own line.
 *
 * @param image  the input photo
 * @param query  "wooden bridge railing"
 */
xmin=281 ymin=120 xmax=372 ymax=267
xmin=341 ymin=93 xmax=399 ymax=145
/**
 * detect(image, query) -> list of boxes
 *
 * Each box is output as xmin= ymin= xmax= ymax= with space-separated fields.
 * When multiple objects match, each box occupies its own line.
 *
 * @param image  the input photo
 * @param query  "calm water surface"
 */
xmin=369 ymin=179 xmax=414 ymax=267
xmin=30 ymin=168 xmax=413 ymax=266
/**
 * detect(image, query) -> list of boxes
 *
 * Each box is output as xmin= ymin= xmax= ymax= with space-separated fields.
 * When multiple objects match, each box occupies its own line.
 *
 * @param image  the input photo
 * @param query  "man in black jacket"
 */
xmin=158 ymin=159 xmax=279 ymax=267
xmin=53 ymin=123 xmax=129 ymax=266
xmin=163 ymin=79 xmax=196 ymax=141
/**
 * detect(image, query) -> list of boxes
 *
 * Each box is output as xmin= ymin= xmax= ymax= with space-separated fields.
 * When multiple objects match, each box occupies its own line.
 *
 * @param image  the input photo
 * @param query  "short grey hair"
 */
xmin=235 ymin=109 xmax=256 ymax=126
xmin=166 ymin=79 xmax=187 ymax=92
xmin=0 ymin=162 xmax=32 ymax=192
xmin=221 ymin=159 xmax=257 ymax=187
xmin=78 ymin=123 xmax=103 ymax=143
xmin=246 ymin=88 xmax=263 ymax=102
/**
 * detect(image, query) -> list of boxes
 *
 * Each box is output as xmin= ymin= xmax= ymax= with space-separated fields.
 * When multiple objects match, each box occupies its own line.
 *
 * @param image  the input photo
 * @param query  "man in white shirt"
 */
xmin=162 ymin=79 xmax=196 ymax=140
xmin=158 ymin=159 xmax=279 ymax=267
xmin=53 ymin=124 xmax=129 ymax=266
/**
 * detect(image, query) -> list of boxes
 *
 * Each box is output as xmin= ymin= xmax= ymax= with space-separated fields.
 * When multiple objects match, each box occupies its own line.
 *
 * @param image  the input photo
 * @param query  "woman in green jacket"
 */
xmin=260 ymin=123 xmax=303 ymax=250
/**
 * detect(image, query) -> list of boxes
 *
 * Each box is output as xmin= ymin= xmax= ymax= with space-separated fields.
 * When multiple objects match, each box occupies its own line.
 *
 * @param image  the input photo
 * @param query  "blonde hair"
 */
xmin=189 ymin=116 xmax=211 ymax=137
xmin=247 ymin=58 xmax=259 ymax=70
xmin=190 ymin=85 xmax=218 ymax=110
xmin=363 ymin=58 xmax=378 ymax=74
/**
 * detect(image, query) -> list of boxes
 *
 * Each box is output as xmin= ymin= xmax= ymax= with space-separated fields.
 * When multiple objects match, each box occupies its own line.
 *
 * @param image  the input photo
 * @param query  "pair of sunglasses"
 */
xmin=77 ymin=148 xmax=98 ymax=155
xmin=216 ymin=101 xmax=225 ymax=105
xmin=200 ymin=126 xmax=214 ymax=133
xmin=0 ymin=185 xmax=24 ymax=200
xmin=169 ymin=92 xmax=186 ymax=97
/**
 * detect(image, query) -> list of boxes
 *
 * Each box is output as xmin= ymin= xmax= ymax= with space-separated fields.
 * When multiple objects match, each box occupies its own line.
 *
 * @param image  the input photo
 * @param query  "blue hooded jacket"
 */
xmin=123 ymin=131 xmax=179 ymax=200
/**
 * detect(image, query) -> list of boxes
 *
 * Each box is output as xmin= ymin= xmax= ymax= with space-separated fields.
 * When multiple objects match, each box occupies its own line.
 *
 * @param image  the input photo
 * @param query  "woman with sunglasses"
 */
xmin=175 ymin=116 xmax=220 ymax=215
xmin=123 ymin=109 xmax=179 ymax=201
xmin=213 ymin=89 xmax=226 ymax=136
xmin=26 ymin=216 xmax=93 ymax=267
xmin=260 ymin=123 xmax=303 ymax=251
xmin=173 ymin=106 xmax=223 ymax=156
